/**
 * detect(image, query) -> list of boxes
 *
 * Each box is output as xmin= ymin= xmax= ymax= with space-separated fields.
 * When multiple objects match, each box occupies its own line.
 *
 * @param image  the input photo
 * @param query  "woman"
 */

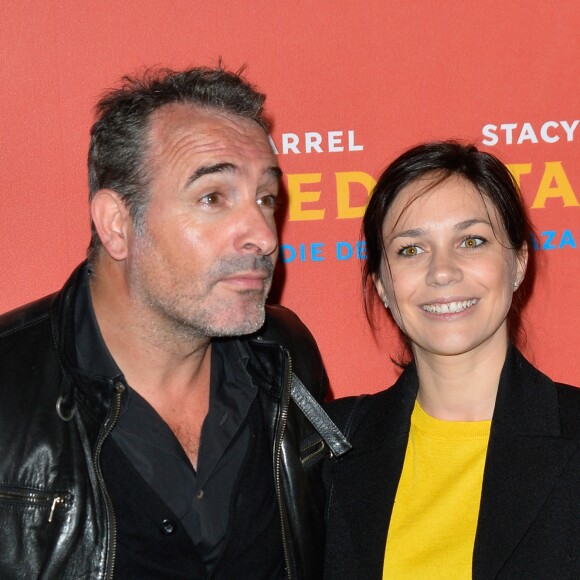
xmin=323 ymin=142 xmax=580 ymax=579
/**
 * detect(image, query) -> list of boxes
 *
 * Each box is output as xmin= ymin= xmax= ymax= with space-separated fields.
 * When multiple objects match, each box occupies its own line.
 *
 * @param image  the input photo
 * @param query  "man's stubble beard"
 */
xmin=128 ymin=231 xmax=276 ymax=343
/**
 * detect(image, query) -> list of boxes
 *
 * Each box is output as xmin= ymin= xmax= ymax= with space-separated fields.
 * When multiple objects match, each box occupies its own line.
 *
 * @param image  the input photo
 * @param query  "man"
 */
xmin=0 ymin=67 xmax=349 ymax=579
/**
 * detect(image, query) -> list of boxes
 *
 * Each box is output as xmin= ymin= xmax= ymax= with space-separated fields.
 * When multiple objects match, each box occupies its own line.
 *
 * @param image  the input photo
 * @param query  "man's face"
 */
xmin=126 ymin=104 xmax=280 ymax=339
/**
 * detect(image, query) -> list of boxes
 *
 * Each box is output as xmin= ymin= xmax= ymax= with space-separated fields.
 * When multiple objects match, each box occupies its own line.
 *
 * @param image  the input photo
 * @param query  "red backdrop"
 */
xmin=0 ymin=1 xmax=578 ymax=397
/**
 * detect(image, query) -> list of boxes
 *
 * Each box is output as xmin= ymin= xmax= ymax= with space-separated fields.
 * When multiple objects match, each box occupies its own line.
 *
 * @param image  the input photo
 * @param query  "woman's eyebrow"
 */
xmin=455 ymin=218 xmax=491 ymax=230
xmin=391 ymin=227 xmax=426 ymax=240
xmin=389 ymin=218 xmax=492 ymax=242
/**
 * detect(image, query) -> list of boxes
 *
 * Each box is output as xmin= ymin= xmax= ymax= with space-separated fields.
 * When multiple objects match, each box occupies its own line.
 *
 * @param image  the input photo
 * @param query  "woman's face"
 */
xmin=375 ymin=175 xmax=527 ymax=361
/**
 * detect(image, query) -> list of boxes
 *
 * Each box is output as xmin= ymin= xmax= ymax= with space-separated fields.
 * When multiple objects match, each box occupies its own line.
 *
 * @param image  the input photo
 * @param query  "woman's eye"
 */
xmin=461 ymin=236 xmax=485 ymax=248
xmin=399 ymin=245 xmax=423 ymax=257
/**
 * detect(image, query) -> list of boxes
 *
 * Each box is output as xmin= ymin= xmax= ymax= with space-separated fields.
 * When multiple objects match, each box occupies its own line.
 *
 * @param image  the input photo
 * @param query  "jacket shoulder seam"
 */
xmin=0 ymin=311 xmax=51 ymax=340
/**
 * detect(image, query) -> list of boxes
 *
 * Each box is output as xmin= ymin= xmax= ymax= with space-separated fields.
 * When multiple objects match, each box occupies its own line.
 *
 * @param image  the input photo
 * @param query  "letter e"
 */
xmin=287 ymin=173 xmax=325 ymax=221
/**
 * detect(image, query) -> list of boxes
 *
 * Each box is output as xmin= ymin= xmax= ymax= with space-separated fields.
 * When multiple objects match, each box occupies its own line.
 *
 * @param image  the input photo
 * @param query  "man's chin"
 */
xmin=208 ymin=309 xmax=267 ymax=338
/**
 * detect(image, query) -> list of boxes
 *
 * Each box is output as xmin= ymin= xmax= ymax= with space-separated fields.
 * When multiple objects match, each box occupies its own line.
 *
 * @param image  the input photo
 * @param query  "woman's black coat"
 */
xmin=323 ymin=347 xmax=580 ymax=579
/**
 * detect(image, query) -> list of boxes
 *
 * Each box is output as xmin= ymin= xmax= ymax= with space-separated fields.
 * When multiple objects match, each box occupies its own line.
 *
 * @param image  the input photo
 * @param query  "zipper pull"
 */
xmin=48 ymin=496 xmax=63 ymax=523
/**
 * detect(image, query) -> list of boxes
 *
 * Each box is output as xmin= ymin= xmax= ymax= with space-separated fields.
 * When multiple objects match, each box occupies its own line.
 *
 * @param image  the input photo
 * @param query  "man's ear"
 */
xmin=91 ymin=189 xmax=132 ymax=261
xmin=514 ymin=241 xmax=528 ymax=290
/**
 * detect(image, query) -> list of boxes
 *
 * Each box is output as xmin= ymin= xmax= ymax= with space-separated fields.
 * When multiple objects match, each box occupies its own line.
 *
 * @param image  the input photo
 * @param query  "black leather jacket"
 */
xmin=0 ymin=264 xmax=349 ymax=579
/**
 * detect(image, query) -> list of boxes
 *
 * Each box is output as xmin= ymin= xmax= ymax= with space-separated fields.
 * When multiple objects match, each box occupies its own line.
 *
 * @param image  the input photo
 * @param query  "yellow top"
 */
xmin=383 ymin=401 xmax=491 ymax=579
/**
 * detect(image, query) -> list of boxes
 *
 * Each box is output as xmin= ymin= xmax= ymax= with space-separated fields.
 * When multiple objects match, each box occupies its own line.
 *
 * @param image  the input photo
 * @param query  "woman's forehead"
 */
xmin=383 ymin=174 xmax=497 ymax=232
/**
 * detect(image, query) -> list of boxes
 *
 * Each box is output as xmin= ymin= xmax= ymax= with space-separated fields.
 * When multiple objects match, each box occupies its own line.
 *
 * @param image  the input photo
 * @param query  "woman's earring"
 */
xmin=383 ymin=301 xmax=389 ymax=309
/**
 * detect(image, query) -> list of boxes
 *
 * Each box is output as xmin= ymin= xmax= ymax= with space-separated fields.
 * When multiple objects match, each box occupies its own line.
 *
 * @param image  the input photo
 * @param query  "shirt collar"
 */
xmin=74 ymin=266 xmax=121 ymax=379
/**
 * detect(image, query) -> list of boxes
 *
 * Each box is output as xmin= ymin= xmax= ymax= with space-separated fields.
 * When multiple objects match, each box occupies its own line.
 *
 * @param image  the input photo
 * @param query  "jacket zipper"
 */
xmin=300 ymin=438 xmax=326 ymax=466
xmin=93 ymin=381 xmax=125 ymax=580
xmin=274 ymin=350 xmax=293 ymax=580
xmin=0 ymin=489 xmax=70 ymax=522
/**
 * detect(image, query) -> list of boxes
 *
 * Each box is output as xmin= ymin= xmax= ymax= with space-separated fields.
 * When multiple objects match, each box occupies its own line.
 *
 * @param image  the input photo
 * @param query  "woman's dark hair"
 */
xmin=363 ymin=140 xmax=534 ymax=354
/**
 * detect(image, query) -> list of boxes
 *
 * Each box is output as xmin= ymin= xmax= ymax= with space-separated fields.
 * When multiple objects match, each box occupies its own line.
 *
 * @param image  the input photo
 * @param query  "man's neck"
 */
xmin=89 ymin=261 xmax=214 ymax=467
xmin=89 ymin=261 xmax=212 ymax=401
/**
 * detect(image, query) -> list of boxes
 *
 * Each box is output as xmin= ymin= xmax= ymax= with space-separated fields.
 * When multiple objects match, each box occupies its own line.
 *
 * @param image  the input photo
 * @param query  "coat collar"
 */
xmin=49 ymin=262 xmax=123 ymax=423
xmin=491 ymin=345 xmax=561 ymax=436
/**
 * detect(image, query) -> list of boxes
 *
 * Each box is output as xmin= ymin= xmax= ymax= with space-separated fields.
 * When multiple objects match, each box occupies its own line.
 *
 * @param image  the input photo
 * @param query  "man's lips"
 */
xmin=219 ymin=271 xmax=270 ymax=290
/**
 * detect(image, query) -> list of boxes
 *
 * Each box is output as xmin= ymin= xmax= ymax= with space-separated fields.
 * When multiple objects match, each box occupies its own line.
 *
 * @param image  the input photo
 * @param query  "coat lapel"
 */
xmin=326 ymin=366 xmax=418 ymax=578
xmin=473 ymin=348 xmax=578 ymax=579
xmin=328 ymin=433 xmax=408 ymax=577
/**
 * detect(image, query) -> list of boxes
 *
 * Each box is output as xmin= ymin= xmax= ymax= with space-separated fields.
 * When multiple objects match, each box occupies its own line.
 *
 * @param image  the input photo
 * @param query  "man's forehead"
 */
xmin=149 ymin=103 xmax=264 ymax=141
xmin=146 ymin=103 xmax=275 ymax=162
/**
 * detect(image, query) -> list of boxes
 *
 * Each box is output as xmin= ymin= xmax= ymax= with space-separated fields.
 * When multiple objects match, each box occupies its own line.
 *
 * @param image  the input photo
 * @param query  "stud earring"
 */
xmin=383 ymin=301 xmax=389 ymax=309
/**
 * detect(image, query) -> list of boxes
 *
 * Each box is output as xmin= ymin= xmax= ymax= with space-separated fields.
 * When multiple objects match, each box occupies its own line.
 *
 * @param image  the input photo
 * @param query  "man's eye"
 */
xmin=398 ymin=245 xmax=423 ymax=257
xmin=461 ymin=236 xmax=486 ymax=249
xmin=200 ymin=192 xmax=221 ymax=205
xmin=258 ymin=194 xmax=278 ymax=209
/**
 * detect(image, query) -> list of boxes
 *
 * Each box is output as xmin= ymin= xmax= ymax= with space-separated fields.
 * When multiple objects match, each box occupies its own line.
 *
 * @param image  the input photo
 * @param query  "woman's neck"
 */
xmin=413 ymin=336 xmax=509 ymax=421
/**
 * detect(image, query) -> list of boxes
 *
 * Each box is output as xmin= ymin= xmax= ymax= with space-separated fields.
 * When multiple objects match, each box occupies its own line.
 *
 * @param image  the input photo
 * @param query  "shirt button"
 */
xmin=160 ymin=519 xmax=176 ymax=535
xmin=196 ymin=489 xmax=204 ymax=500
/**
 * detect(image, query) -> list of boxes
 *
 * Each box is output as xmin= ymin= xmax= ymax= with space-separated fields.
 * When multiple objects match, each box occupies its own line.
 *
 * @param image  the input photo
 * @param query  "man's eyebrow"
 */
xmin=187 ymin=162 xmax=237 ymax=186
xmin=267 ymin=166 xmax=283 ymax=180
xmin=186 ymin=163 xmax=283 ymax=186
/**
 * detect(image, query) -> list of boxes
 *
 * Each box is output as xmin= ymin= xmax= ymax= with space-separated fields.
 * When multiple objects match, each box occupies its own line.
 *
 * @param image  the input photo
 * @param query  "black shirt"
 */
xmin=74 ymin=268 xmax=258 ymax=573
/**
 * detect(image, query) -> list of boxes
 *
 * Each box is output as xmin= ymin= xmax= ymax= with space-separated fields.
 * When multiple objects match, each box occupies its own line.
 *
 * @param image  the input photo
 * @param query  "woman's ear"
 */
xmin=90 ymin=189 xmax=132 ymax=261
xmin=513 ymin=242 xmax=528 ymax=290
xmin=373 ymin=274 xmax=389 ymax=308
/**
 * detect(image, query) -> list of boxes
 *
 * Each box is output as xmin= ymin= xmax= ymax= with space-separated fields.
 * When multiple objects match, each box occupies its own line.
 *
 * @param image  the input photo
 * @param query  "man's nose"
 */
xmin=235 ymin=202 xmax=278 ymax=257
